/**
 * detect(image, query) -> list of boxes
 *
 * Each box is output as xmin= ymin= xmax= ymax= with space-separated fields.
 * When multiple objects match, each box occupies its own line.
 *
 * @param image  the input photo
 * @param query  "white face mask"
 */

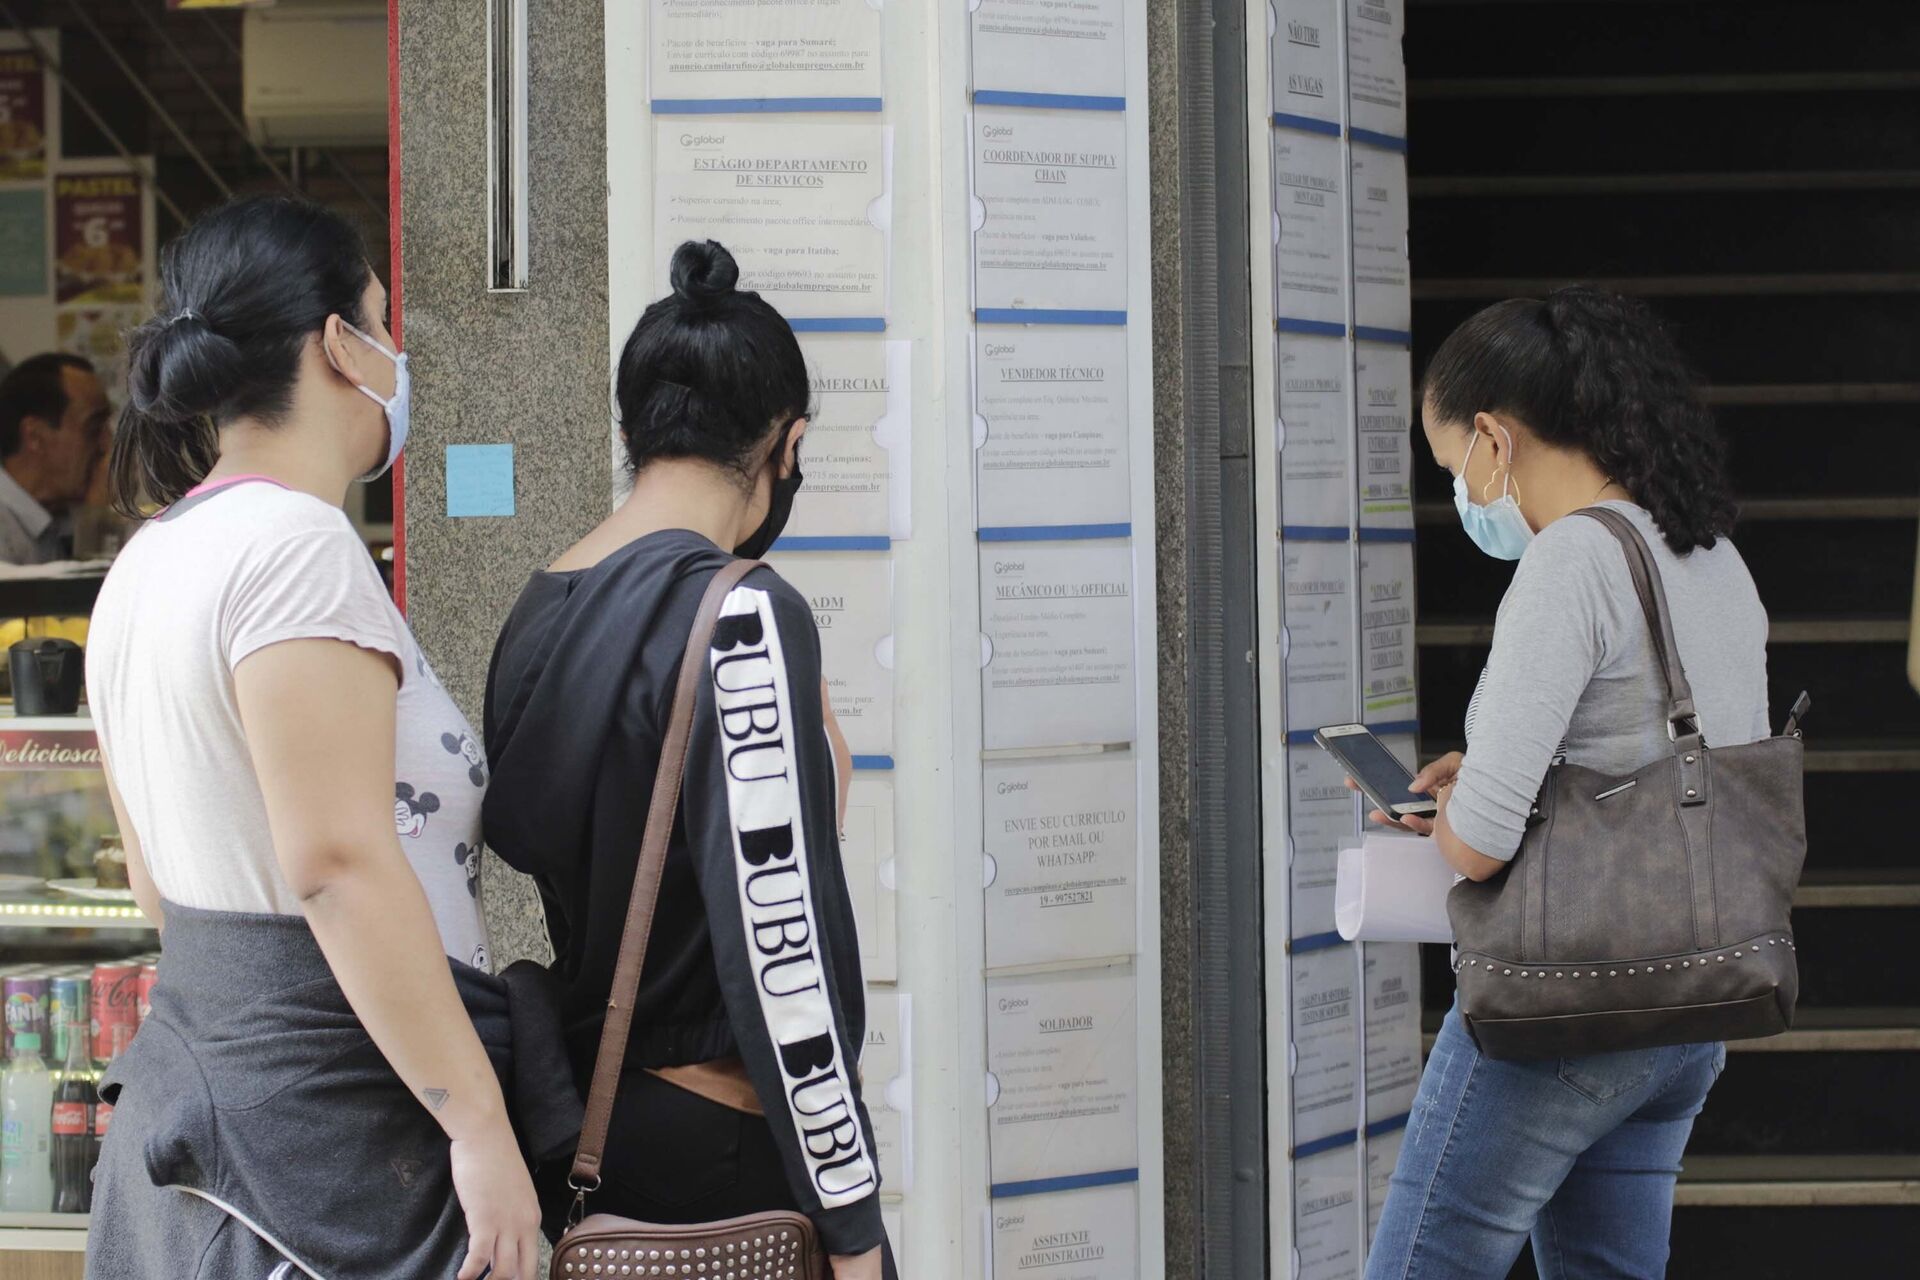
xmin=1451 ymin=423 xmax=1535 ymax=560
xmin=329 ymin=320 xmax=410 ymax=481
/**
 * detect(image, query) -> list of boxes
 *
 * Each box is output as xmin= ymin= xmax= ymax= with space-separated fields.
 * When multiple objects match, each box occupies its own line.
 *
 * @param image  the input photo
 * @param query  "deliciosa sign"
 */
xmin=0 ymin=730 xmax=101 ymax=770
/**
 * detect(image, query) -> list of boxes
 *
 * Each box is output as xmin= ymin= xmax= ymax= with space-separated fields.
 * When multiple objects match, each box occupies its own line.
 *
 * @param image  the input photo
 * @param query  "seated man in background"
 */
xmin=0 ymin=354 xmax=111 ymax=563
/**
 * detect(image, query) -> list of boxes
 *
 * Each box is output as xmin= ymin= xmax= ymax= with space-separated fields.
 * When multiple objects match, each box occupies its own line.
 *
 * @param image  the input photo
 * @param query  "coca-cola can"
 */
xmin=3 ymin=975 xmax=48 ymax=1062
xmin=90 ymin=964 xmax=139 ymax=1066
xmin=136 ymin=964 xmax=158 ymax=1024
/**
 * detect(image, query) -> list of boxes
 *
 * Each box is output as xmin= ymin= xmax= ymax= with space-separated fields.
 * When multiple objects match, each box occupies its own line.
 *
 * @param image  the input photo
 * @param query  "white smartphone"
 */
xmin=1313 ymin=723 xmax=1438 ymax=820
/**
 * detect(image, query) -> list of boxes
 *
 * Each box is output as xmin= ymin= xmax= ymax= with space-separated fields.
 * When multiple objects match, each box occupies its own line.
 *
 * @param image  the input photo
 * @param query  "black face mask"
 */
xmin=733 ymin=425 xmax=804 ymax=560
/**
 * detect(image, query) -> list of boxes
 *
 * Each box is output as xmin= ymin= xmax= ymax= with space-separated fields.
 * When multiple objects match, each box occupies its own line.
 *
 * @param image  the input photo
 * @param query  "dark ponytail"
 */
xmin=1421 ymin=287 xmax=1736 ymax=554
xmin=614 ymin=240 xmax=812 ymax=477
xmin=111 ymin=196 xmax=372 ymax=515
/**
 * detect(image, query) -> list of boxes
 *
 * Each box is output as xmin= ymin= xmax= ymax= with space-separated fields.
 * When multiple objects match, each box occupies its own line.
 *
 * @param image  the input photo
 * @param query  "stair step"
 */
xmin=1797 ymin=870 xmax=1920 ymax=908
xmin=1692 ymin=1049 xmax=1920 ymax=1156
xmin=1414 ymin=497 xmax=1919 ymax=523
xmin=1418 ymin=617 xmax=1908 ymax=647
xmin=1414 ymin=270 xmax=1920 ymax=299
xmin=1676 ymin=1155 xmax=1920 ymax=1206
xmin=1731 ymin=1007 xmax=1920 ymax=1053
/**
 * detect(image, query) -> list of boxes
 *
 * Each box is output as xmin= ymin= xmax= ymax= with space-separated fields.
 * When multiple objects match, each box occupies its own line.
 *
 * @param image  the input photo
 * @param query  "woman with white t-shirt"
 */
xmin=82 ymin=198 xmax=571 ymax=1279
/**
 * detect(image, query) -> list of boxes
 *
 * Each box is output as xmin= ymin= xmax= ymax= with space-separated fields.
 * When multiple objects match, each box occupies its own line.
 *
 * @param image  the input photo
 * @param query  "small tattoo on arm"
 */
xmin=424 ymin=1088 xmax=450 ymax=1112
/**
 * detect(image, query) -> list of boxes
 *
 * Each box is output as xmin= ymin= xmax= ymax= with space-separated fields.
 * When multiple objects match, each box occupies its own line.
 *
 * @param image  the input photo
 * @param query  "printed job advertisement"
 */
xmin=981 ymin=542 xmax=1136 ymax=750
xmin=767 ymin=551 xmax=893 ymax=758
xmin=1346 ymin=0 xmax=1407 ymax=139
xmin=1272 ymin=128 xmax=1346 ymax=327
xmin=1359 ymin=542 xmax=1416 ymax=726
xmin=1271 ymin=0 xmax=1341 ymax=124
xmin=1292 ymin=944 xmax=1358 ymax=1146
xmin=843 ymin=774 xmax=896 ymax=981
xmin=987 ymin=964 xmax=1138 ymax=1185
xmin=655 ymin=121 xmax=887 ymax=320
xmin=985 ymin=752 xmax=1138 ymax=969
xmin=648 ymin=0 xmax=883 ymax=105
xmin=1288 ymin=744 xmax=1358 ymax=941
xmin=977 ymin=325 xmax=1130 ymax=530
xmin=863 ymin=990 xmax=909 ymax=1190
xmin=1365 ymin=944 xmax=1421 ymax=1123
xmin=1357 ymin=344 xmax=1413 ymax=528
xmin=992 ymin=1182 xmax=1137 ymax=1280
xmin=1368 ymin=1124 xmax=1404 ymax=1238
xmin=1350 ymin=144 xmax=1409 ymax=335
xmin=1283 ymin=539 xmax=1354 ymax=735
xmin=1295 ymin=1146 xmax=1360 ymax=1280
xmin=974 ymin=106 xmax=1128 ymax=314
xmin=786 ymin=333 xmax=894 ymax=540
xmin=972 ymin=0 xmax=1125 ymax=102
xmin=1277 ymin=332 xmax=1350 ymax=531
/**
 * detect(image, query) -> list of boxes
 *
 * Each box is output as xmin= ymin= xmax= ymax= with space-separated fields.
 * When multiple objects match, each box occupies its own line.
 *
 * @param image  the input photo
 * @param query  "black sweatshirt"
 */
xmin=483 ymin=529 xmax=883 ymax=1255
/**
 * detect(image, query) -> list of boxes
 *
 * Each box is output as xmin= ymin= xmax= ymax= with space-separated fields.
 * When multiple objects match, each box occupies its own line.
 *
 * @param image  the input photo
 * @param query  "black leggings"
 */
xmin=537 ymin=1071 xmax=897 ymax=1275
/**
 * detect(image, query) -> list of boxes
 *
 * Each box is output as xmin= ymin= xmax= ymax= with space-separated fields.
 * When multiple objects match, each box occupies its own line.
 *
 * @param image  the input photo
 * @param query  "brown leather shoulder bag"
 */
xmin=1447 ymin=507 xmax=1811 ymax=1060
xmin=551 ymin=557 xmax=828 ymax=1280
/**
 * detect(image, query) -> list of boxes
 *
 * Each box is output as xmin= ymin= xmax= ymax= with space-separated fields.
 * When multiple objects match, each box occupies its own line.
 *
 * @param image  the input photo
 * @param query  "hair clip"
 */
xmin=165 ymin=307 xmax=202 ymax=327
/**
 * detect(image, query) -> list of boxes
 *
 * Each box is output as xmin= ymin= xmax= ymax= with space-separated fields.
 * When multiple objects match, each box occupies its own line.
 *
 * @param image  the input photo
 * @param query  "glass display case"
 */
xmin=0 ymin=710 xmax=153 ymax=1272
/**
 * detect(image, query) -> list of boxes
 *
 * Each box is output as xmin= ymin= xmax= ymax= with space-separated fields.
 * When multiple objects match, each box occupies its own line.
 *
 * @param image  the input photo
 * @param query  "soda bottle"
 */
xmin=1 ymin=1032 xmax=53 ymax=1211
xmin=51 ymin=1010 xmax=95 ymax=1214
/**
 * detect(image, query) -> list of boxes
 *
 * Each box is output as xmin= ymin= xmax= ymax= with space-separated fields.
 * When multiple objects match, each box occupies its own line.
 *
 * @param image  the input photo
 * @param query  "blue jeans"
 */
xmin=1366 ymin=1000 xmax=1726 ymax=1280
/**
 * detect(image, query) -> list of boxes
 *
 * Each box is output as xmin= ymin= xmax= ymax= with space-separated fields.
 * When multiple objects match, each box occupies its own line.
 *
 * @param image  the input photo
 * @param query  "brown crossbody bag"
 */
xmin=1447 ymin=507 xmax=1812 ymax=1060
xmin=551 ymin=558 xmax=828 ymax=1280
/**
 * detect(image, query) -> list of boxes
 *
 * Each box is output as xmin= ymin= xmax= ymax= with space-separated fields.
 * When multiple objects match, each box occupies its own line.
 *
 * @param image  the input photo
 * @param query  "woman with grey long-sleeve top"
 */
xmin=1362 ymin=288 xmax=1771 ymax=1279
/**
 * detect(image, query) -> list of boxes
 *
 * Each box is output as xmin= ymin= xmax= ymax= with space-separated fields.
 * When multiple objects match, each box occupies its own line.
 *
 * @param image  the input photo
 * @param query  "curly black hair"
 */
xmin=1421 ymin=286 xmax=1737 ymax=554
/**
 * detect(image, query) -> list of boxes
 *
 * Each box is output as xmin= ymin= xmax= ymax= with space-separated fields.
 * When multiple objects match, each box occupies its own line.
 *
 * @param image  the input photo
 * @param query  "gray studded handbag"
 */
xmin=1448 ymin=507 xmax=1810 ymax=1060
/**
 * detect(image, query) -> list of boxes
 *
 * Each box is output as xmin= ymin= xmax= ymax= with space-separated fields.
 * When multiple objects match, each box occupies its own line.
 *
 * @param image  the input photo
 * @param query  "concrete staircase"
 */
xmin=1404 ymin=1 xmax=1920 ymax=1272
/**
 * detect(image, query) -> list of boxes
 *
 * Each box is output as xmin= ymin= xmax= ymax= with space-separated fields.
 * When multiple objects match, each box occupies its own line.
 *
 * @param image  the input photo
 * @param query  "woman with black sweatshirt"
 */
xmin=483 ymin=241 xmax=891 ymax=1278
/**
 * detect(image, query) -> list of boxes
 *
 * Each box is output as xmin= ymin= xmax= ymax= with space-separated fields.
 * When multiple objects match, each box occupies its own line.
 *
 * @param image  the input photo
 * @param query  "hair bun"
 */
xmin=669 ymin=240 xmax=739 ymax=310
xmin=126 ymin=306 xmax=248 ymax=424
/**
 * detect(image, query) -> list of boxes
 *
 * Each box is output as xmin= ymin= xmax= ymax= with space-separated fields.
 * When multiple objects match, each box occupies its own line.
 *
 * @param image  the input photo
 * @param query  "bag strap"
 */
xmin=568 ymin=557 xmax=763 ymax=1201
xmin=1575 ymin=507 xmax=1703 ymax=747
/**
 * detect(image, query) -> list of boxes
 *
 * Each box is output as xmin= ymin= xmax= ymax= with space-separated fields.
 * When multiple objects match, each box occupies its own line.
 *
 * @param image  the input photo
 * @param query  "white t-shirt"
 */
xmin=86 ymin=480 xmax=490 ymax=968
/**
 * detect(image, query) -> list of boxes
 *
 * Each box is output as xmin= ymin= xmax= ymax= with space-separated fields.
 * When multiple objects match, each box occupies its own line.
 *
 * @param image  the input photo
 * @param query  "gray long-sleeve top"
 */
xmin=1449 ymin=501 xmax=1772 ymax=860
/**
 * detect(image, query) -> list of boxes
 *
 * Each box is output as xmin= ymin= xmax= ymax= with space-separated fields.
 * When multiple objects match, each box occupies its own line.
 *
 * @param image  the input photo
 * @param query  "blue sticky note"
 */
xmin=445 ymin=444 xmax=515 ymax=517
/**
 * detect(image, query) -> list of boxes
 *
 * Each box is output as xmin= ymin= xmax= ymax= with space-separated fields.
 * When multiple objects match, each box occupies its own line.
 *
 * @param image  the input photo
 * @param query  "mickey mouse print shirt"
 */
xmin=86 ymin=479 xmax=489 ymax=968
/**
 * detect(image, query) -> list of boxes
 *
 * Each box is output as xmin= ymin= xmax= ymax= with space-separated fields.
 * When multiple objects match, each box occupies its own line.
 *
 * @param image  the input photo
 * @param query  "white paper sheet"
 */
xmin=843 ymin=774 xmax=897 ymax=981
xmin=981 ymin=542 xmax=1137 ymax=750
xmin=1292 ymin=945 xmax=1358 ymax=1146
xmin=974 ymin=107 xmax=1129 ymax=314
xmin=977 ymin=326 xmax=1131 ymax=530
xmin=1367 ymin=1125 xmax=1405 ymax=1240
xmin=1294 ymin=1145 xmax=1361 ymax=1280
xmin=768 ymin=551 xmax=894 ymax=758
xmin=654 ymin=121 xmax=888 ymax=320
xmin=972 ymin=0 xmax=1126 ymax=102
xmin=864 ymin=989 xmax=910 ymax=1192
xmin=648 ymin=0 xmax=884 ymax=105
xmin=1345 ymin=0 xmax=1407 ymax=140
xmin=1271 ymin=0 xmax=1342 ymax=125
xmin=1288 ymin=744 xmax=1359 ymax=940
xmin=1358 ymin=541 xmax=1416 ymax=725
xmin=1272 ymin=128 xmax=1347 ymax=327
xmin=786 ymin=333 xmax=897 ymax=540
xmin=1350 ymin=144 xmax=1409 ymax=335
xmin=987 ymin=965 xmax=1138 ymax=1185
xmin=1356 ymin=344 xmax=1413 ymax=529
xmin=1334 ymin=831 xmax=1455 ymax=944
xmin=1283 ymin=540 xmax=1354 ymax=735
xmin=1277 ymin=331 xmax=1351 ymax=531
xmin=1365 ymin=944 xmax=1421 ymax=1124
xmin=985 ymin=752 xmax=1138 ymax=968
xmin=992 ymin=1183 xmax=1137 ymax=1280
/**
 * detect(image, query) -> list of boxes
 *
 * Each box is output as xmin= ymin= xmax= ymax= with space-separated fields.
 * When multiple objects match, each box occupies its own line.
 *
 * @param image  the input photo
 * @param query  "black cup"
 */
xmin=10 ymin=638 xmax=84 ymax=716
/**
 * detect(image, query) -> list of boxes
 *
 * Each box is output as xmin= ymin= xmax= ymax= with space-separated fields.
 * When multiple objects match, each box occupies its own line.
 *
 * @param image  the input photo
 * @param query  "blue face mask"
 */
xmin=335 ymin=321 xmax=410 ymax=481
xmin=1452 ymin=424 xmax=1534 ymax=560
